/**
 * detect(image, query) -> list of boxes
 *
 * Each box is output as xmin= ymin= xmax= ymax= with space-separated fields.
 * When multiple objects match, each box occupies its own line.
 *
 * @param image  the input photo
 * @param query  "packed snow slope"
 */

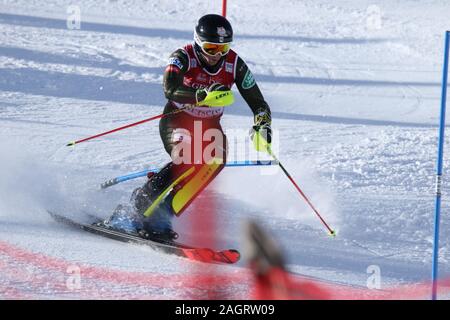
xmin=1 ymin=0 xmax=450 ymax=299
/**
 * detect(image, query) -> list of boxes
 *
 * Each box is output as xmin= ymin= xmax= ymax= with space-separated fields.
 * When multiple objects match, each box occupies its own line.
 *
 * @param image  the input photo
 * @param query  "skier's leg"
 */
xmin=106 ymin=104 xmax=188 ymax=236
xmin=132 ymin=107 xmax=194 ymax=238
xmin=132 ymin=162 xmax=192 ymax=215
xmin=161 ymin=118 xmax=228 ymax=217
xmin=166 ymin=160 xmax=225 ymax=216
xmin=139 ymin=160 xmax=226 ymax=239
xmin=133 ymin=106 xmax=228 ymax=239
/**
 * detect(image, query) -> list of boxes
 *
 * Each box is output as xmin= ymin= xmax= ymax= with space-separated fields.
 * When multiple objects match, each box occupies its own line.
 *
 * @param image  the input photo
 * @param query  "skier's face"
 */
xmin=200 ymin=52 xmax=222 ymax=66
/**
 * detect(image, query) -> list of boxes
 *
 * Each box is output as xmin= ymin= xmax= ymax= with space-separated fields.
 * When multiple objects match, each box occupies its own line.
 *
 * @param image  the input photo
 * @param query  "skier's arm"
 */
xmin=163 ymin=50 xmax=198 ymax=104
xmin=235 ymin=57 xmax=272 ymax=126
xmin=235 ymin=57 xmax=272 ymax=147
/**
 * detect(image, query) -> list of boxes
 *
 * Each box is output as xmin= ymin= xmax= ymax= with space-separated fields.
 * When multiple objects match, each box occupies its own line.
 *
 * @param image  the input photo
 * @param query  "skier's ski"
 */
xmin=47 ymin=211 xmax=240 ymax=264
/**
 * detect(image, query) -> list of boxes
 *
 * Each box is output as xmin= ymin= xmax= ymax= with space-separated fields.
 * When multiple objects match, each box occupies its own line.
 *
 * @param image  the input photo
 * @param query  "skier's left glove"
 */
xmin=250 ymin=111 xmax=272 ymax=154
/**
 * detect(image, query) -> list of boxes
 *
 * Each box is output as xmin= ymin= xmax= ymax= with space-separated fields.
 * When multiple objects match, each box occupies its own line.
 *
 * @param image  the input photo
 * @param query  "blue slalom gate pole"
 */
xmin=432 ymin=30 xmax=450 ymax=300
xmin=100 ymin=160 xmax=279 ymax=189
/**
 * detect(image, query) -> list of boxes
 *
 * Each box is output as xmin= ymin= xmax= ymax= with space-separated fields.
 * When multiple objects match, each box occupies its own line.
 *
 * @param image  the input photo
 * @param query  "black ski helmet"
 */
xmin=195 ymin=14 xmax=233 ymax=44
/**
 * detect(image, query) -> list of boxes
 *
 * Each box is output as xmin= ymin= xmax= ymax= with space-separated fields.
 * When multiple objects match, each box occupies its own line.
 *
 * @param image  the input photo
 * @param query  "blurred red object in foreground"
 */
xmin=245 ymin=220 xmax=330 ymax=300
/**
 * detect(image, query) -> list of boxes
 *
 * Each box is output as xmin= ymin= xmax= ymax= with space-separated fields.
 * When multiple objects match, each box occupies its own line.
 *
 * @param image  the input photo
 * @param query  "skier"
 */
xmin=105 ymin=14 xmax=272 ymax=241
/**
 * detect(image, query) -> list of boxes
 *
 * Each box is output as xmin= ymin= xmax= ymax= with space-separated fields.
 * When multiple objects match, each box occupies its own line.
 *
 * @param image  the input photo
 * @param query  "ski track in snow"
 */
xmin=1 ymin=0 xmax=450 ymax=299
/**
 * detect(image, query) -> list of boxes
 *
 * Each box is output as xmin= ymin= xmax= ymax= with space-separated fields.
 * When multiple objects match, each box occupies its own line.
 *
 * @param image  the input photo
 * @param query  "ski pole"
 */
xmin=268 ymin=148 xmax=336 ymax=237
xmin=100 ymin=160 xmax=279 ymax=189
xmin=66 ymin=107 xmax=187 ymax=147
xmin=66 ymin=90 xmax=235 ymax=147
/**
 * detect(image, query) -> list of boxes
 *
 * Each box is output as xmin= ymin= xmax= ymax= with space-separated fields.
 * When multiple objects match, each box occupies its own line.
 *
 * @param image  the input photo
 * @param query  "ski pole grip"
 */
xmin=100 ymin=178 xmax=119 ymax=189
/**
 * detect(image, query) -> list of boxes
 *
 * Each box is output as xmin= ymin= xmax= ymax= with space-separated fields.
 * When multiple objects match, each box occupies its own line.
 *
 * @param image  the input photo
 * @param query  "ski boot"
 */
xmin=131 ymin=173 xmax=179 ymax=242
xmin=102 ymin=204 xmax=143 ymax=234
xmin=129 ymin=171 xmax=156 ymax=213
xmin=136 ymin=195 xmax=178 ymax=242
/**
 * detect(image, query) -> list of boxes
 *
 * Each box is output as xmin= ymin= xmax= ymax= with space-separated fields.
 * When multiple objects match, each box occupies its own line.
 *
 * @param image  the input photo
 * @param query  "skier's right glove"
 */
xmin=250 ymin=111 xmax=272 ymax=154
xmin=195 ymin=83 xmax=229 ymax=105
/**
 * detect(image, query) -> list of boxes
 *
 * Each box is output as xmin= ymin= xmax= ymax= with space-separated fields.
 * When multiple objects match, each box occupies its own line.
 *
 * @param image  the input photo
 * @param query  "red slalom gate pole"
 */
xmin=222 ymin=0 xmax=227 ymax=17
xmin=66 ymin=107 xmax=186 ymax=146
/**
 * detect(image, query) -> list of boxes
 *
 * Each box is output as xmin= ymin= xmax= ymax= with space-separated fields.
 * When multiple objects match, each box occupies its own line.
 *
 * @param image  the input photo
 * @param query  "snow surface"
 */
xmin=1 ymin=0 xmax=450 ymax=299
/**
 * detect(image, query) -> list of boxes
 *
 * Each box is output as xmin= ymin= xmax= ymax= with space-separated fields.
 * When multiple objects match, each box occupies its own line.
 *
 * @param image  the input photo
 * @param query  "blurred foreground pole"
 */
xmin=432 ymin=30 xmax=450 ymax=300
xmin=245 ymin=220 xmax=330 ymax=299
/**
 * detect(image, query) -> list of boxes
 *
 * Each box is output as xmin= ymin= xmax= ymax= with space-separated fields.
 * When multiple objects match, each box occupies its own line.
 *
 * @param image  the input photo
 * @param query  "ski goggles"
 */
xmin=199 ymin=41 xmax=231 ymax=57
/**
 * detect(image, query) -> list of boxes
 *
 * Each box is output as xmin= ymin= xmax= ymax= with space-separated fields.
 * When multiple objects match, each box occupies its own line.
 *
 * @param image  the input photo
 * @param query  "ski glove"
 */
xmin=250 ymin=111 xmax=272 ymax=153
xmin=195 ymin=83 xmax=229 ymax=104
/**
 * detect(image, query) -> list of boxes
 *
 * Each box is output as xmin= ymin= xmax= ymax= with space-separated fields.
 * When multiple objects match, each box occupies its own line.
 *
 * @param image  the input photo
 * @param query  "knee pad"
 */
xmin=170 ymin=160 xmax=224 ymax=216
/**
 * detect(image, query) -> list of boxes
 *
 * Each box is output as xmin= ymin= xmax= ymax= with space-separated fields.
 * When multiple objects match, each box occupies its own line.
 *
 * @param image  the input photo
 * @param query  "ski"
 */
xmin=47 ymin=211 xmax=240 ymax=265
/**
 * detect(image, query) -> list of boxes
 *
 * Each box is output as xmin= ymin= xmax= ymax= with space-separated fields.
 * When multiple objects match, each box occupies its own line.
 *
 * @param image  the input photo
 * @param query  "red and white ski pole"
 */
xmin=66 ymin=90 xmax=234 ymax=147
xmin=66 ymin=107 xmax=187 ymax=147
xmin=268 ymin=148 xmax=336 ymax=237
